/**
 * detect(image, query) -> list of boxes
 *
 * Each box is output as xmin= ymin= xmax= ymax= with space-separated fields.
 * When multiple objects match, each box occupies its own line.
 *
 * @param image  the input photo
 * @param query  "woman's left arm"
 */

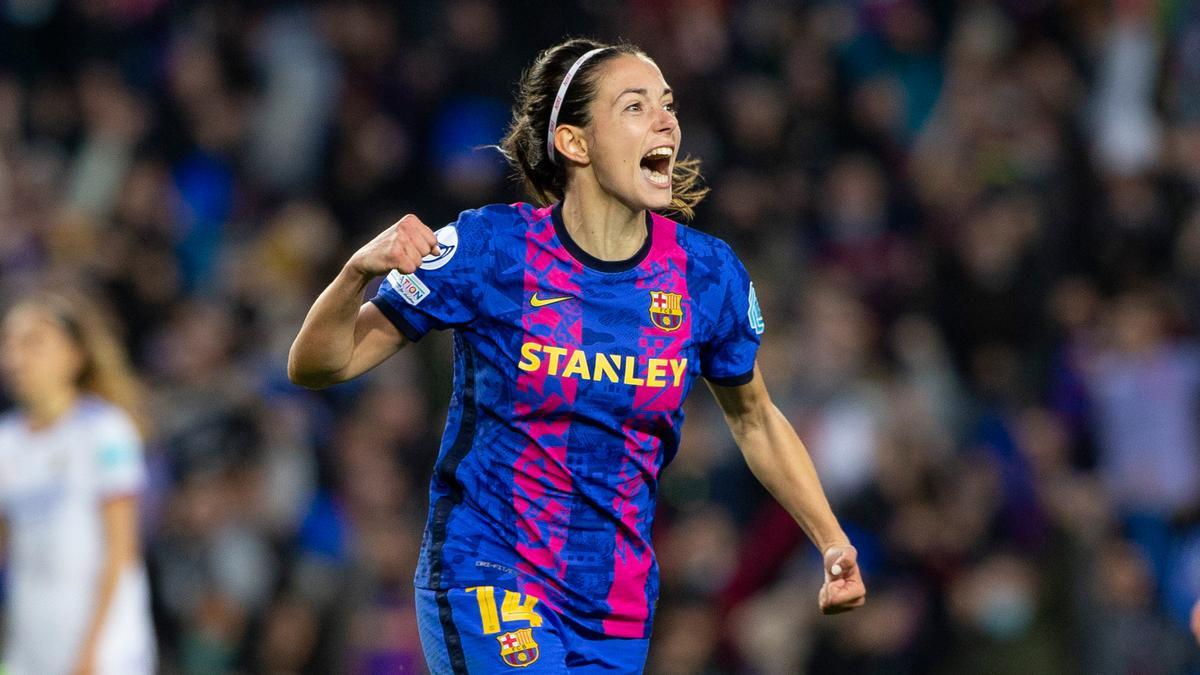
xmin=707 ymin=363 xmax=866 ymax=614
xmin=73 ymin=495 xmax=140 ymax=675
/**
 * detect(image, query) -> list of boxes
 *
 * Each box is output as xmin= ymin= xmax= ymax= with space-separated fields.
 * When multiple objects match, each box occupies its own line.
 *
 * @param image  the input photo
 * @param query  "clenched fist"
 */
xmin=348 ymin=214 xmax=441 ymax=278
xmin=819 ymin=544 xmax=866 ymax=615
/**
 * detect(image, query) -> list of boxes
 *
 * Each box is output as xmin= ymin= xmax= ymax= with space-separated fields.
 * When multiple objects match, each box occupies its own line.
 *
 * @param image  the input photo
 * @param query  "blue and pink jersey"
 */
xmin=371 ymin=202 xmax=762 ymax=639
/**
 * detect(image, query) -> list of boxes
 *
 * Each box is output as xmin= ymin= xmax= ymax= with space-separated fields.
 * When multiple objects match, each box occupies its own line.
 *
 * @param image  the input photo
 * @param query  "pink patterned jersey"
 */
xmin=371 ymin=202 xmax=762 ymax=638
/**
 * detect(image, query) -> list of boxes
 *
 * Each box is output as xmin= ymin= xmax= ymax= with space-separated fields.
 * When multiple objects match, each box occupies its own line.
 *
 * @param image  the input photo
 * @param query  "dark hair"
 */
xmin=500 ymin=38 xmax=708 ymax=220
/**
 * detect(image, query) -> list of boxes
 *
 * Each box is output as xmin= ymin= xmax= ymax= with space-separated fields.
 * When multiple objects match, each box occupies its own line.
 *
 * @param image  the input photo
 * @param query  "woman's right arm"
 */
xmin=288 ymin=215 xmax=440 ymax=389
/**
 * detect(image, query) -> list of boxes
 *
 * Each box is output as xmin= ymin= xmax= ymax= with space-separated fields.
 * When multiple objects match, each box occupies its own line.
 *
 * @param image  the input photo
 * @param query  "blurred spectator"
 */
xmin=1082 ymin=538 xmax=1192 ymax=674
xmin=1082 ymin=289 xmax=1200 ymax=519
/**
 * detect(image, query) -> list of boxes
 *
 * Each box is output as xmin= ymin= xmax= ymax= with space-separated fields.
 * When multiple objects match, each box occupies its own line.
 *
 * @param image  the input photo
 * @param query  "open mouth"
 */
xmin=640 ymin=146 xmax=673 ymax=188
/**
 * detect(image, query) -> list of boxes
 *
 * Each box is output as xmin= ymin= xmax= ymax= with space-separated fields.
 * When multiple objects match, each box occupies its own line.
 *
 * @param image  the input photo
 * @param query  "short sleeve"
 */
xmin=369 ymin=208 xmax=492 ymax=342
xmin=700 ymin=246 xmax=763 ymax=386
xmin=0 ymin=422 xmax=14 ymax=505
xmin=94 ymin=409 xmax=146 ymax=499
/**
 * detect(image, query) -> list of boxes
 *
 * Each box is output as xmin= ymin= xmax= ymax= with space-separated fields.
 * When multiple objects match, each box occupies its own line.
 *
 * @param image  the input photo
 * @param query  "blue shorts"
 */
xmin=415 ymin=587 xmax=650 ymax=674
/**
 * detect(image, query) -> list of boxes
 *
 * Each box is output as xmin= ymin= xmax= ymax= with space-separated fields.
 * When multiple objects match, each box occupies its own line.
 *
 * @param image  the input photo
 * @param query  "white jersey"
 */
xmin=0 ymin=396 xmax=156 ymax=675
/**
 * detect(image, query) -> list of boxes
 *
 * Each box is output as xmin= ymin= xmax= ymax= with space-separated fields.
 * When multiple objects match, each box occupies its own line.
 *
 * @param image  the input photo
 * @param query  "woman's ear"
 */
xmin=553 ymin=125 xmax=589 ymax=165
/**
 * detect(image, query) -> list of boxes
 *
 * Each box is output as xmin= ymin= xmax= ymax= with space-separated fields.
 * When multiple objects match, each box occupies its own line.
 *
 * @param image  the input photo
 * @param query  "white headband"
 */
xmin=547 ymin=47 xmax=608 ymax=163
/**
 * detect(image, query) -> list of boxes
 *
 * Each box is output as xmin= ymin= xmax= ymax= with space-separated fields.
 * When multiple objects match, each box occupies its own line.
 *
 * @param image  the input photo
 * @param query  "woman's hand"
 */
xmin=347 ymin=214 xmax=441 ymax=278
xmin=818 ymin=544 xmax=866 ymax=614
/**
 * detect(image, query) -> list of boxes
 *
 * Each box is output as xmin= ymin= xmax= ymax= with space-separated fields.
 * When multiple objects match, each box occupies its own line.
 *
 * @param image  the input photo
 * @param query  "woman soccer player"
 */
xmin=0 ymin=292 xmax=156 ymax=675
xmin=290 ymin=38 xmax=865 ymax=673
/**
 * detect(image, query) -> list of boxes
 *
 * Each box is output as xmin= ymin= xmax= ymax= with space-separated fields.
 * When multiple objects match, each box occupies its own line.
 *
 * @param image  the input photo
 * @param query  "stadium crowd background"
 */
xmin=2 ymin=0 xmax=1200 ymax=672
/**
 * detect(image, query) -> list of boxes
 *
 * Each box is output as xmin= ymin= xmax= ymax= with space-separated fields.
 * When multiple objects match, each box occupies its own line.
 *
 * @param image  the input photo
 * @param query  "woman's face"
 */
xmin=580 ymin=54 xmax=680 ymax=212
xmin=1 ymin=305 xmax=85 ymax=407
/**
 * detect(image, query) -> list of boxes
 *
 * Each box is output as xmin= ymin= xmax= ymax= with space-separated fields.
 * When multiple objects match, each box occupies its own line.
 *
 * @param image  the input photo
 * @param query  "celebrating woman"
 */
xmin=290 ymin=37 xmax=865 ymax=673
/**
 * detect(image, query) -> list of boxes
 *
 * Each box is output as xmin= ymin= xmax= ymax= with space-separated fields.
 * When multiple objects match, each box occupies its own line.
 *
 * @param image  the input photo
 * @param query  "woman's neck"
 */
xmin=24 ymin=387 xmax=78 ymax=431
xmin=561 ymin=185 xmax=647 ymax=261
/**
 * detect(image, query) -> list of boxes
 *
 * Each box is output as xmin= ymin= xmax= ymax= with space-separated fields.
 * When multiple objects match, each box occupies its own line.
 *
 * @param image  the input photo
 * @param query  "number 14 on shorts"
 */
xmin=465 ymin=586 xmax=543 ymax=634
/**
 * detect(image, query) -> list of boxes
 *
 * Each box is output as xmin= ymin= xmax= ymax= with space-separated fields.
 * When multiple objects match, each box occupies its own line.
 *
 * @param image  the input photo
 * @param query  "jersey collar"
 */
xmin=551 ymin=202 xmax=653 ymax=273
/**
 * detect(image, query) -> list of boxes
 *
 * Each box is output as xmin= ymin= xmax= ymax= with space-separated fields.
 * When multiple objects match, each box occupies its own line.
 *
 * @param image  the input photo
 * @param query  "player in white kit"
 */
xmin=0 ymin=292 xmax=156 ymax=675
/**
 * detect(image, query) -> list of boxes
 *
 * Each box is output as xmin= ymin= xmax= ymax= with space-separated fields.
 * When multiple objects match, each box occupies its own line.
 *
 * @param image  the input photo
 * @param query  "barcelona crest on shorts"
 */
xmin=649 ymin=290 xmax=684 ymax=332
xmin=497 ymin=628 xmax=540 ymax=668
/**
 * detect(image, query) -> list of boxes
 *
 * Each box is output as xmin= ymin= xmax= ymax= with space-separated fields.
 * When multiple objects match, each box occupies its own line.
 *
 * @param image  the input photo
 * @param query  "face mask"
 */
xmin=976 ymin=583 xmax=1035 ymax=639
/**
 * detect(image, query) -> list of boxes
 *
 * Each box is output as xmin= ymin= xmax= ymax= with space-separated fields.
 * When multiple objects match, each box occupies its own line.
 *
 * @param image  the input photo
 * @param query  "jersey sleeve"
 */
xmin=369 ymin=207 xmax=492 ymax=341
xmin=0 ymin=423 xmax=12 ymax=506
xmin=700 ymin=245 xmax=764 ymax=386
xmin=94 ymin=409 xmax=147 ymax=499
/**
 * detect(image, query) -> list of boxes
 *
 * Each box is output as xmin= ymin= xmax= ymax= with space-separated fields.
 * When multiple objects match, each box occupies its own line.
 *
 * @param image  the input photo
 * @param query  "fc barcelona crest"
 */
xmin=497 ymin=628 xmax=540 ymax=668
xmin=649 ymin=290 xmax=684 ymax=332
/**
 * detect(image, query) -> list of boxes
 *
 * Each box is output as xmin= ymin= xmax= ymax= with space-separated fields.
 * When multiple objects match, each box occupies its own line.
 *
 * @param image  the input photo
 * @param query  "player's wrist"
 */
xmin=819 ymin=538 xmax=853 ymax=557
xmin=340 ymin=257 xmax=379 ymax=287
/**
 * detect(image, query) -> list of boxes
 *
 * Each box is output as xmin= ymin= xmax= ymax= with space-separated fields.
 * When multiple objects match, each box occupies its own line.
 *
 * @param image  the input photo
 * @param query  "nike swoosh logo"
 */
xmin=530 ymin=293 xmax=573 ymax=307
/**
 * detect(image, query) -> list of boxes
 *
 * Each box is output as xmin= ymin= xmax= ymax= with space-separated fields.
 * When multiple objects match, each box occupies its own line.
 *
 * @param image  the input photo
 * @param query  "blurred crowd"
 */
xmin=2 ymin=0 xmax=1200 ymax=673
